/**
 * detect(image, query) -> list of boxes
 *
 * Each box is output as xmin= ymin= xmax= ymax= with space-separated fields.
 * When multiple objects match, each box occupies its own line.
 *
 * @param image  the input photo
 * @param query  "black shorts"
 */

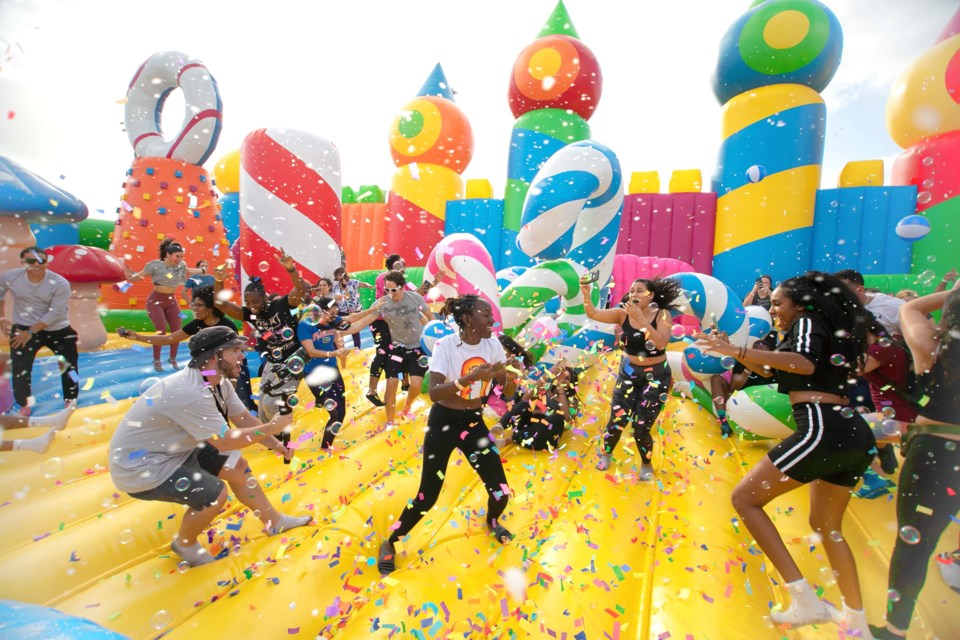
xmin=128 ymin=443 xmax=229 ymax=510
xmin=383 ymin=344 xmax=429 ymax=379
xmin=767 ymin=403 xmax=875 ymax=487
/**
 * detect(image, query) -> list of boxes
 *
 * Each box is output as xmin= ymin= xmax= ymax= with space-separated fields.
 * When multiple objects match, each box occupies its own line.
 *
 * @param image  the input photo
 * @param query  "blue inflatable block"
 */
xmin=219 ymin=191 xmax=240 ymax=246
xmin=0 ymin=600 xmax=128 ymax=639
xmin=498 ymin=228 xmax=536 ymax=272
xmin=30 ymin=222 xmax=79 ymax=248
xmin=445 ymin=198 xmax=503 ymax=266
xmin=714 ymin=227 xmax=814 ymax=298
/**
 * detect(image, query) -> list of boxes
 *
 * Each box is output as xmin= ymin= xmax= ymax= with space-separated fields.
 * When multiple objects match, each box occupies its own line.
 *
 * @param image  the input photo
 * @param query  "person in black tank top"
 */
xmin=581 ymin=276 xmax=682 ymax=479
xmin=697 ymin=272 xmax=875 ymax=636
xmin=870 ymin=286 xmax=960 ymax=640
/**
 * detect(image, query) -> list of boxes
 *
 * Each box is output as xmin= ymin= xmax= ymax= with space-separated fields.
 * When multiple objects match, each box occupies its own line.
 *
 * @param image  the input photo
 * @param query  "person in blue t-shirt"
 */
xmin=297 ymin=297 xmax=362 ymax=449
xmin=181 ymin=260 xmax=216 ymax=306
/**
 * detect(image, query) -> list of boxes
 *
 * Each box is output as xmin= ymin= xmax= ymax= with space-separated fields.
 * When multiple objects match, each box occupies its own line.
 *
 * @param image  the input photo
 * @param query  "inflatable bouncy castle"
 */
xmin=1 ymin=2 xmax=958 ymax=639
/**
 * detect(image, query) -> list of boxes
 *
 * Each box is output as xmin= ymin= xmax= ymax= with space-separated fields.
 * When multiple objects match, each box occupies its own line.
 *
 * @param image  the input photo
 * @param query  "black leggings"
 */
xmin=389 ymin=403 xmax=509 ymax=543
xmin=885 ymin=433 xmax=960 ymax=629
xmin=308 ymin=376 xmax=346 ymax=449
xmin=498 ymin=399 xmax=565 ymax=451
xmin=369 ymin=318 xmax=390 ymax=379
xmin=602 ymin=359 xmax=671 ymax=463
xmin=10 ymin=325 xmax=79 ymax=406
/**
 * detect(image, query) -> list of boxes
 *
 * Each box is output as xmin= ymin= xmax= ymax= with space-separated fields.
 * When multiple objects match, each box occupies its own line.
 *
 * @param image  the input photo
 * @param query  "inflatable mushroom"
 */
xmin=45 ymin=245 xmax=125 ymax=351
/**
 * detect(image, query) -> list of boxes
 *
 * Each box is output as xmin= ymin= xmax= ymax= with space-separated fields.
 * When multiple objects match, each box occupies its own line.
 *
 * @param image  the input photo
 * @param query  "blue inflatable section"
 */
xmin=30 ymin=222 xmax=80 ymax=247
xmin=219 ymin=191 xmax=240 ymax=246
xmin=508 ymin=127 xmax=568 ymax=185
xmin=811 ymin=185 xmax=917 ymax=274
xmin=712 ymin=102 xmax=826 ymax=195
xmin=445 ymin=198 xmax=504 ymax=266
xmin=0 ymin=600 xmax=128 ymax=639
xmin=713 ymin=226 xmax=814 ymax=298
xmin=21 ymin=332 xmax=375 ymax=416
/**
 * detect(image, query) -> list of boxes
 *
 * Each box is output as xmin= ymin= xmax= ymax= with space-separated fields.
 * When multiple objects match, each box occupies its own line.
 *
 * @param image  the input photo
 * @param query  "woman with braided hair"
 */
xmin=378 ymin=294 xmax=519 ymax=575
xmin=696 ymin=271 xmax=875 ymax=636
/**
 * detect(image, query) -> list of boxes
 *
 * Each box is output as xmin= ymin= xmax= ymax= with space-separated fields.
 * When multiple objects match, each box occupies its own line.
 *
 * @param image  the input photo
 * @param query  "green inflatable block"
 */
xmin=100 ymin=309 xmax=195 ymax=333
xmin=78 ymin=218 xmax=116 ymax=250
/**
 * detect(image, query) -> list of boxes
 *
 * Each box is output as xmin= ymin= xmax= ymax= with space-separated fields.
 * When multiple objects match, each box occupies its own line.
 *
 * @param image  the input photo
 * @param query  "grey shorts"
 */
xmin=128 ymin=443 xmax=229 ymax=510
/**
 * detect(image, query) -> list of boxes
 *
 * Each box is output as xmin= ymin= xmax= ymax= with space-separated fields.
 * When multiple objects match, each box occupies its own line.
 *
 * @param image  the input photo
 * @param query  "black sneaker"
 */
xmin=366 ymin=392 xmax=385 ymax=407
xmin=877 ymin=444 xmax=899 ymax=475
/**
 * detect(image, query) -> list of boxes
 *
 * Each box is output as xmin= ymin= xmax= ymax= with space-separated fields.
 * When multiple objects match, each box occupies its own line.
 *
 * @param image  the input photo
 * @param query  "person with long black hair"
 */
xmin=695 ymin=271 xmax=875 ymax=636
xmin=377 ymin=294 xmax=518 ymax=575
xmin=869 ymin=285 xmax=960 ymax=640
xmin=580 ymin=276 xmax=681 ymax=477
xmin=124 ymin=238 xmax=205 ymax=372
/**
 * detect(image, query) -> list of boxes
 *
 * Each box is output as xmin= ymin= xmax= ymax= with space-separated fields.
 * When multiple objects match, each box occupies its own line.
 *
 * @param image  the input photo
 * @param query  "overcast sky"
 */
xmin=0 ymin=0 xmax=955 ymax=219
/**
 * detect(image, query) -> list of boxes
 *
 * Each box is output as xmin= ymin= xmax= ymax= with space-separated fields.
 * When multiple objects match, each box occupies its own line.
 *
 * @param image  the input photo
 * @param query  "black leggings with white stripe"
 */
xmin=767 ymin=402 xmax=875 ymax=487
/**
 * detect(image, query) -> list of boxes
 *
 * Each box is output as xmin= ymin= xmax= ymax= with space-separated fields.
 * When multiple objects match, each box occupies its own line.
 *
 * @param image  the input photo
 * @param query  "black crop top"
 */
xmin=775 ymin=314 xmax=852 ymax=397
xmin=917 ymin=342 xmax=960 ymax=425
xmin=621 ymin=313 xmax=664 ymax=358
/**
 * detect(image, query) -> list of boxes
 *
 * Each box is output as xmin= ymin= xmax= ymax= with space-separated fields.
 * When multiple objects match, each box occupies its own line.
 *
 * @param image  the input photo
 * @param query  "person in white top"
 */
xmin=377 ymin=294 xmax=519 ymax=574
xmin=834 ymin=269 xmax=904 ymax=337
xmin=108 ymin=326 xmax=310 ymax=567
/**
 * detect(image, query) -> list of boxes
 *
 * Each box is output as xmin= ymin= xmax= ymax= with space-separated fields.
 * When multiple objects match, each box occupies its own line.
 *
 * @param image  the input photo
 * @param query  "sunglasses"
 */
xmin=23 ymin=258 xmax=47 ymax=265
xmin=384 ymin=287 xmax=400 ymax=293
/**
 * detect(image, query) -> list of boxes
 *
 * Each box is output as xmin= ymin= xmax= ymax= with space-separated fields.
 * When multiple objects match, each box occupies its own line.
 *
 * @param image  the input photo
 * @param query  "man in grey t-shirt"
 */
xmin=0 ymin=246 xmax=78 ymax=414
xmin=349 ymin=270 xmax=435 ymax=425
xmin=109 ymin=326 xmax=311 ymax=566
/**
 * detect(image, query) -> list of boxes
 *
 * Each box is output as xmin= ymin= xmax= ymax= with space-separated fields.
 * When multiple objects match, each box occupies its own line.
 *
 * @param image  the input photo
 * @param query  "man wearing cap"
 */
xmin=108 ymin=326 xmax=311 ymax=567
xmin=0 ymin=246 xmax=78 ymax=415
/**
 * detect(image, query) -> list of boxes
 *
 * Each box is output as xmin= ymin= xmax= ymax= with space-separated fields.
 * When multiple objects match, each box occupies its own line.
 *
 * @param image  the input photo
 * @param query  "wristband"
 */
xmin=453 ymin=377 xmax=468 ymax=391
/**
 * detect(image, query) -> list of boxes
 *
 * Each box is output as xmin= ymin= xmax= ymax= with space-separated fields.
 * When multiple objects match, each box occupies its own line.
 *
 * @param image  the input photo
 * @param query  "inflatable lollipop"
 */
xmin=517 ymin=140 xmax=623 ymax=284
xmin=671 ymin=272 xmax=750 ymax=375
xmin=422 ymin=233 xmax=501 ymax=329
xmin=239 ymin=128 xmax=341 ymax=292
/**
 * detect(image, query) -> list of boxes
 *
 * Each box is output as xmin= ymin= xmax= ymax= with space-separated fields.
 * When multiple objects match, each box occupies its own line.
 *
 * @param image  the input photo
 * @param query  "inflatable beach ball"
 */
xmin=895 ymin=214 xmax=930 ymax=240
xmin=745 ymin=165 xmax=766 ymax=183
xmin=421 ymin=319 xmax=456 ymax=356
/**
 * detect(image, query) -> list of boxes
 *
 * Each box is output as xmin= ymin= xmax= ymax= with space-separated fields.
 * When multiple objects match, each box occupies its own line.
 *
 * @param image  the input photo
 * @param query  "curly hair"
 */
xmin=498 ymin=334 xmax=534 ymax=368
xmin=159 ymin=238 xmax=184 ymax=260
xmin=385 ymin=254 xmax=403 ymax=270
xmin=633 ymin=277 xmax=683 ymax=311
xmin=779 ymin=271 xmax=870 ymax=371
xmin=190 ymin=285 xmax=224 ymax=319
xmin=244 ymin=275 xmax=266 ymax=295
xmin=442 ymin=294 xmax=485 ymax=333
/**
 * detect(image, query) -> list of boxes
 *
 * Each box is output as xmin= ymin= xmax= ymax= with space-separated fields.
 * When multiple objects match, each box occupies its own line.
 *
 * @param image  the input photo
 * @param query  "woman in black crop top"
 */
xmin=870 ymin=286 xmax=960 ymax=640
xmin=697 ymin=272 xmax=875 ymax=636
xmin=581 ymin=276 xmax=681 ymax=478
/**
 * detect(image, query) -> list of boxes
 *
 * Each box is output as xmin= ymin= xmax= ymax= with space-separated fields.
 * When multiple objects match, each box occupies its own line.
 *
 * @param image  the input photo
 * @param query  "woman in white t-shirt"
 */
xmin=378 ymin=294 xmax=518 ymax=574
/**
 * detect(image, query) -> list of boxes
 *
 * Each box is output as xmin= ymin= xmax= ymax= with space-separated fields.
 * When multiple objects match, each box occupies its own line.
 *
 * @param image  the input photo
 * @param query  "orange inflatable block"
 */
xmin=341 ymin=202 xmax=388 ymax=271
xmin=100 ymin=157 xmax=227 ymax=309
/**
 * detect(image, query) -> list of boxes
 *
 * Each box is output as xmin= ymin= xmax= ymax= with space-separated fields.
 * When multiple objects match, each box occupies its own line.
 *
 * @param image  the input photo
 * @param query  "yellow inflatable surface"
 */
xmin=0 ymin=351 xmax=954 ymax=639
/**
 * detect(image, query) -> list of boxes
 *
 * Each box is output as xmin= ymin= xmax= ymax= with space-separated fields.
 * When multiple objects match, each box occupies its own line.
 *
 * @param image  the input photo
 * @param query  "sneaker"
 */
xmin=855 ymin=468 xmax=895 ymax=499
xmin=771 ymin=599 xmax=836 ymax=628
xmin=365 ymin=392 xmax=385 ymax=407
xmin=869 ymin=624 xmax=905 ymax=640
xmin=167 ymin=359 xmax=181 ymax=371
xmin=153 ymin=360 xmax=164 ymax=372
xmin=596 ymin=454 xmax=612 ymax=471
xmin=938 ymin=549 xmax=960 ymax=593
xmin=877 ymin=444 xmax=898 ymax=475
xmin=639 ymin=463 xmax=654 ymax=481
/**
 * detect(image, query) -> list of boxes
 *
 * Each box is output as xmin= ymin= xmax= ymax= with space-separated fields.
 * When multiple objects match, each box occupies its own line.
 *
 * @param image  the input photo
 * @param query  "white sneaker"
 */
xmin=771 ymin=598 xmax=837 ymax=628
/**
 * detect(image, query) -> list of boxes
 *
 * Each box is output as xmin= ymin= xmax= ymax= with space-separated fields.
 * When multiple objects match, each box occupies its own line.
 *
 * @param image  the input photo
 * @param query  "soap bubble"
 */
xmin=119 ymin=528 xmax=135 ymax=545
xmin=760 ymin=481 xmax=770 ymax=490
xmin=257 ymin=261 xmax=270 ymax=273
xmin=280 ymin=326 xmax=295 ymax=341
xmin=839 ymin=407 xmax=855 ymax=419
xmin=300 ymin=304 xmax=323 ymax=326
xmin=177 ymin=561 xmax=191 ymax=574
xmin=150 ymin=610 xmax=171 ymax=630
xmin=877 ymin=336 xmax=893 ymax=348
xmin=670 ymin=324 xmax=686 ymax=339
xmin=329 ymin=422 xmax=343 ymax=435
xmin=418 ymin=356 xmax=430 ymax=368
xmin=945 ymin=441 xmax=957 ymax=451
xmin=81 ymin=418 xmax=103 ymax=435
xmin=882 ymin=420 xmax=901 ymax=437
xmin=323 ymin=398 xmax=338 ymax=412
xmin=887 ymin=589 xmax=901 ymax=602
xmin=286 ymin=356 xmax=305 ymax=375
xmin=828 ymin=530 xmax=844 ymax=542
xmin=645 ymin=340 xmax=657 ymax=352
xmin=246 ymin=477 xmax=258 ymax=489
xmin=41 ymin=457 xmax=64 ymax=479
xmin=286 ymin=395 xmax=300 ymax=409
xmin=899 ymin=526 xmax=921 ymax=545
xmin=174 ymin=477 xmax=191 ymax=492
xmin=468 ymin=452 xmax=478 ymax=464
xmin=916 ymin=191 xmax=932 ymax=205
xmin=830 ymin=354 xmax=846 ymax=366
xmin=881 ymin=406 xmax=897 ymax=420
xmin=720 ymin=356 xmax=736 ymax=370
xmin=270 ymin=347 xmax=284 ymax=360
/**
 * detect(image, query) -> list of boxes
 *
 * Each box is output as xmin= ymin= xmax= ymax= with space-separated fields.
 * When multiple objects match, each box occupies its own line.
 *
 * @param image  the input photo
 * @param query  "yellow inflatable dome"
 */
xmin=0 ymin=352 xmax=953 ymax=639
